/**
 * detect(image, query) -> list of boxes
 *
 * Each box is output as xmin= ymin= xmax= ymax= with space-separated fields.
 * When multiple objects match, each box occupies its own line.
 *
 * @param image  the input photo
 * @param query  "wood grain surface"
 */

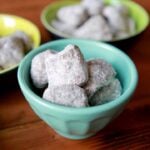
xmin=0 ymin=0 xmax=150 ymax=149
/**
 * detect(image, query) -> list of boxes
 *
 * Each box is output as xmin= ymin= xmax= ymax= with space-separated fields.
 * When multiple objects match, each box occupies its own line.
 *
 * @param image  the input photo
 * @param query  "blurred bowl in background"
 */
xmin=41 ymin=0 xmax=149 ymax=47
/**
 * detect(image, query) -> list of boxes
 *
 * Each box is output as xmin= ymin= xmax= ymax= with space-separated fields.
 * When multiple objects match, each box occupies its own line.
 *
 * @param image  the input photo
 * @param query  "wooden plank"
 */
xmin=0 ymin=120 xmax=150 ymax=150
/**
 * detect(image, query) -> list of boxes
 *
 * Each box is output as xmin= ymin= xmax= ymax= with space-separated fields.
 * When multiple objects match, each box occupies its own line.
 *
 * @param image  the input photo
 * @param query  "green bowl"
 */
xmin=0 ymin=14 xmax=41 ymax=75
xmin=41 ymin=0 xmax=149 ymax=42
xmin=18 ymin=39 xmax=138 ymax=140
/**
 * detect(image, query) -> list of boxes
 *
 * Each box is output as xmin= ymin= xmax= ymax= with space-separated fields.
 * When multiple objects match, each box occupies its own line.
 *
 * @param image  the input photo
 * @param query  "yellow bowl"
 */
xmin=0 ymin=14 xmax=41 ymax=75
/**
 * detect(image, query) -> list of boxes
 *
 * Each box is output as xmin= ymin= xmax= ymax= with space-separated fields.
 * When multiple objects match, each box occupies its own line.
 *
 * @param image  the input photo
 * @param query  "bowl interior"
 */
xmin=18 ymin=39 xmax=138 ymax=113
xmin=0 ymin=14 xmax=41 ymax=75
xmin=41 ymin=0 xmax=149 ymax=42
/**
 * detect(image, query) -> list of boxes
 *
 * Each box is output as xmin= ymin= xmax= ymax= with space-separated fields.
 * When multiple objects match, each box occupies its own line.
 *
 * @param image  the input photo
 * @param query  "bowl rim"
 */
xmin=0 ymin=13 xmax=41 ymax=75
xmin=18 ymin=39 xmax=138 ymax=115
xmin=41 ymin=0 xmax=150 ymax=42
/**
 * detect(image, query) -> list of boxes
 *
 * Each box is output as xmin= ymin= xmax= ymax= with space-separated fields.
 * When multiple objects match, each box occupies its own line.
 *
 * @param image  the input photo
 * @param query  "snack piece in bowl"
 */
xmin=30 ymin=50 xmax=57 ymax=89
xmin=57 ymin=5 xmax=88 ymax=27
xmin=89 ymin=78 xmax=122 ymax=106
xmin=0 ymin=37 xmax=24 ymax=69
xmin=83 ymin=59 xmax=116 ymax=98
xmin=0 ymin=31 xmax=33 ymax=70
xmin=103 ymin=5 xmax=136 ymax=39
xmin=30 ymin=44 xmax=122 ymax=108
xmin=81 ymin=0 xmax=104 ymax=16
xmin=45 ymin=44 xmax=88 ymax=86
xmin=51 ymin=20 xmax=75 ymax=35
xmin=43 ymin=84 xmax=88 ymax=108
xmin=113 ymin=17 xmax=136 ymax=40
xmin=113 ymin=3 xmax=129 ymax=16
xmin=73 ymin=15 xmax=113 ymax=41
xmin=12 ymin=31 xmax=33 ymax=51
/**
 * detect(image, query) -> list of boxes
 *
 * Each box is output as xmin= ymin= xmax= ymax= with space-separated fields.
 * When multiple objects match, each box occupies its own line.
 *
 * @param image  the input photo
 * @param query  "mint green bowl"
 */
xmin=18 ymin=39 xmax=138 ymax=140
xmin=41 ymin=0 xmax=149 ymax=42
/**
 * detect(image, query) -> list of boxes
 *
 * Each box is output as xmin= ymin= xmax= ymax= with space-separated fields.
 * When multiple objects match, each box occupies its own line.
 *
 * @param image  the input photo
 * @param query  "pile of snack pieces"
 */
xmin=52 ymin=0 xmax=136 ymax=41
xmin=31 ymin=44 xmax=122 ymax=108
xmin=0 ymin=31 xmax=32 ymax=70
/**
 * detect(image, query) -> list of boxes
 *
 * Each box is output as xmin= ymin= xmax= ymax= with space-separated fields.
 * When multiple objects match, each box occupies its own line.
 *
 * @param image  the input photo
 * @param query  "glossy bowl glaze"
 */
xmin=18 ymin=39 xmax=138 ymax=140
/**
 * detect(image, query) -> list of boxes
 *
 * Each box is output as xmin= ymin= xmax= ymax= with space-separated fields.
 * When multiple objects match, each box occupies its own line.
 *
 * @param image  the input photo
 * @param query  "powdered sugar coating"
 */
xmin=103 ymin=5 xmax=129 ymax=32
xmin=30 ymin=50 xmax=57 ymax=88
xmin=74 ymin=15 xmax=113 ymax=41
xmin=114 ymin=17 xmax=136 ymax=40
xmin=128 ymin=18 xmax=136 ymax=35
xmin=45 ymin=44 xmax=88 ymax=86
xmin=81 ymin=0 xmax=104 ymax=16
xmin=51 ymin=1 xmax=136 ymax=41
xmin=0 ymin=36 xmax=24 ymax=69
xmin=43 ymin=84 xmax=88 ymax=108
xmin=83 ymin=59 xmax=116 ymax=98
xmin=90 ymin=78 xmax=122 ymax=106
xmin=51 ymin=20 xmax=75 ymax=35
xmin=0 ymin=31 xmax=33 ymax=70
xmin=113 ymin=3 xmax=129 ymax=16
xmin=12 ymin=31 xmax=33 ymax=51
xmin=57 ymin=5 xmax=88 ymax=27
xmin=30 ymin=44 xmax=123 ymax=108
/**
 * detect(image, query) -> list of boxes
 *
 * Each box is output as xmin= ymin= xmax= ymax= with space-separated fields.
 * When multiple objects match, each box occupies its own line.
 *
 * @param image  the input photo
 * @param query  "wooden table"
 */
xmin=0 ymin=0 xmax=150 ymax=149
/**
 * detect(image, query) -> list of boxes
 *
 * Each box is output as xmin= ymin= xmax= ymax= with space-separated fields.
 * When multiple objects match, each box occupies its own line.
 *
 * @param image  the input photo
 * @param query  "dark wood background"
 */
xmin=0 ymin=0 xmax=150 ymax=149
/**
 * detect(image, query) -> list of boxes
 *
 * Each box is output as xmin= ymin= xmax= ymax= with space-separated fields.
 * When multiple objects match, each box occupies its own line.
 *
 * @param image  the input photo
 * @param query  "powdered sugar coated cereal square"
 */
xmin=43 ymin=84 xmax=88 ymax=108
xmin=30 ymin=50 xmax=57 ymax=88
xmin=83 ymin=59 xmax=116 ymax=98
xmin=45 ymin=44 xmax=88 ymax=86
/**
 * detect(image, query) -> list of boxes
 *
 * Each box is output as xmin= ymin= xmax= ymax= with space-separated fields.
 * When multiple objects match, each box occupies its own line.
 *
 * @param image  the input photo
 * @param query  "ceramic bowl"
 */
xmin=18 ymin=39 xmax=138 ymax=140
xmin=41 ymin=0 xmax=149 ymax=44
xmin=0 ymin=14 xmax=41 ymax=75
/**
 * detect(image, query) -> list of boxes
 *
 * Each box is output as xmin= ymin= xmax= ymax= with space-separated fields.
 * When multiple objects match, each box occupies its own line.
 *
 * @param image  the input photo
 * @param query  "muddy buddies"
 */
xmin=51 ymin=0 xmax=136 ymax=41
xmin=30 ymin=44 xmax=122 ymax=107
xmin=0 ymin=31 xmax=33 ymax=71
